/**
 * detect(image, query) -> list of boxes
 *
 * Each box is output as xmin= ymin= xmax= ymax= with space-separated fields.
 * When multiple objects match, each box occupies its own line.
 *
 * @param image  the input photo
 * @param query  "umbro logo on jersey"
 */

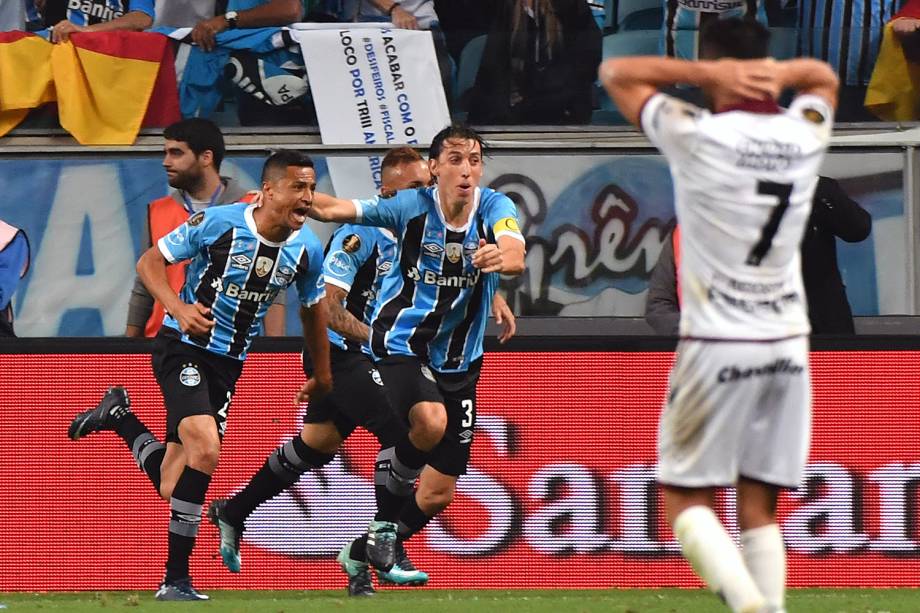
xmin=377 ymin=261 xmax=393 ymax=274
xmin=255 ymin=256 xmax=274 ymax=277
xmin=459 ymin=429 xmax=473 ymax=444
xmin=230 ymin=254 xmax=252 ymax=270
xmin=422 ymin=243 xmax=444 ymax=257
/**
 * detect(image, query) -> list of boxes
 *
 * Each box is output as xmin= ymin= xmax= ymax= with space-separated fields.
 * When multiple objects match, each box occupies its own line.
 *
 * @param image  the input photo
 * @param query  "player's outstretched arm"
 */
xmin=297 ymin=301 xmax=333 ymax=404
xmin=309 ymin=192 xmax=359 ymax=223
xmin=775 ymin=58 xmax=839 ymax=110
xmin=326 ymin=285 xmax=370 ymax=343
xmin=599 ymin=56 xmax=780 ymax=127
xmin=136 ymin=246 xmax=214 ymax=336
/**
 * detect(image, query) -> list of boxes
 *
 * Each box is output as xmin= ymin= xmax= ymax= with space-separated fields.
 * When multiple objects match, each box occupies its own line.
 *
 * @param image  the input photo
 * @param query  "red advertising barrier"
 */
xmin=1 ymin=348 xmax=919 ymax=590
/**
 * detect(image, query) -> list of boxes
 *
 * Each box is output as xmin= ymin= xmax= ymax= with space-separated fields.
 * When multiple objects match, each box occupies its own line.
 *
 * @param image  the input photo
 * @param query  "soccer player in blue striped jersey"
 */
xmin=67 ymin=150 xmax=332 ymax=602
xmin=663 ymin=0 xmax=767 ymax=60
xmin=309 ymin=124 xmax=526 ymax=575
xmin=47 ymin=0 xmax=155 ymax=43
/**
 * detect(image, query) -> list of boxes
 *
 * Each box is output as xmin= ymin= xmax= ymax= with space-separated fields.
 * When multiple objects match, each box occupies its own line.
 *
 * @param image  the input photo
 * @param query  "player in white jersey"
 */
xmin=601 ymin=19 xmax=838 ymax=613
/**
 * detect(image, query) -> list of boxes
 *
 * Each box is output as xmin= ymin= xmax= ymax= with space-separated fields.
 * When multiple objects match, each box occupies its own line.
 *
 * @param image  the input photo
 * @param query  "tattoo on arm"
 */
xmin=326 ymin=285 xmax=370 ymax=343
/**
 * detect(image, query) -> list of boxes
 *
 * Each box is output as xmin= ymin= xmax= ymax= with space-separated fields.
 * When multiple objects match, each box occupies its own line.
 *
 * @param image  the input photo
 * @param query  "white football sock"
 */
xmin=741 ymin=524 xmax=786 ymax=613
xmin=674 ymin=505 xmax=765 ymax=613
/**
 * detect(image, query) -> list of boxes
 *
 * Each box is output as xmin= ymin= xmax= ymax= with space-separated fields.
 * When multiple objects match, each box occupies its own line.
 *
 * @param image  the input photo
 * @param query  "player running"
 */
xmin=67 ymin=150 xmax=332 ymax=601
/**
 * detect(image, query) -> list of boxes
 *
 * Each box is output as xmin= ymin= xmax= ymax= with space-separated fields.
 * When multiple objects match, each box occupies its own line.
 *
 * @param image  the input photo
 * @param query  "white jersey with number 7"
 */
xmin=641 ymin=92 xmax=834 ymax=340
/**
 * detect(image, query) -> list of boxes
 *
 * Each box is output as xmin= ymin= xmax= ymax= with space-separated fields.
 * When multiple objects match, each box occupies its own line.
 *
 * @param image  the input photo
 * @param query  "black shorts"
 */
xmin=303 ymin=345 xmax=404 ymax=447
xmin=377 ymin=355 xmax=481 ymax=477
xmin=152 ymin=329 xmax=244 ymax=444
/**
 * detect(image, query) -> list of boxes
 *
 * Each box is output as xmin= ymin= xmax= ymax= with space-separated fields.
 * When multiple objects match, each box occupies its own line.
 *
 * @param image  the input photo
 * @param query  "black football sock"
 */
xmin=350 ymin=534 xmax=368 ymax=563
xmin=396 ymin=495 xmax=434 ymax=541
xmin=374 ymin=435 xmax=428 ymax=522
xmin=164 ymin=466 xmax=210 ymax=583
xmin=224 ymin=436 xmax=335 ymax=527
xmin=115 ymin=413 xmax=165 ymax=492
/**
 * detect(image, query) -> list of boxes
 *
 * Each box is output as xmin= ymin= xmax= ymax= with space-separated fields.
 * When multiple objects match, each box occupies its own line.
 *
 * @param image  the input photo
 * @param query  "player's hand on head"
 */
xmin=296 ymin=376 xmax=332 ymax=404
xmin=712 ymin=58 xmax=780 ymax=102
xmin=174 ymin=302 xmax=215 ymax=336
xmin=472 ymin=239 xmax=504 ymax=273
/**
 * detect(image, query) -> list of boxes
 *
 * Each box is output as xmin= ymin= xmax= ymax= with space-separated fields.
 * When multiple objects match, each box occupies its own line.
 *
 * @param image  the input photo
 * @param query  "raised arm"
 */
xmin=776 ymin=58 xmax=839 ymax=110
xmin=309 ymin=192 xmax=359 ymax=223
xmin=471 ymin=236 xmax=526 ymax=275
xmin=598 ymin=56 xmax=780 ymax=126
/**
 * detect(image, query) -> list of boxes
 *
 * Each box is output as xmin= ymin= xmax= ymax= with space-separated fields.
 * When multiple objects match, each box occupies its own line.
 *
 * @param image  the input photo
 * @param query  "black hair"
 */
xmin=163 ymin=118 xmax=225 ymax=170
xmin=428 ymin=123 xmax=487 ymax=160
xmin=700 ymin=17 xmax=770 ymax=60
xmin=261 ymin=150 xmax=315 ymax=183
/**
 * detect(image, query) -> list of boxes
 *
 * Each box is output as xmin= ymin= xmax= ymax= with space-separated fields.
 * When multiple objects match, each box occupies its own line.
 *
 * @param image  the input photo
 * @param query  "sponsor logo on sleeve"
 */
xmin=327 ymin=251 xmax=351 ymax=276
xmin=342 ymin=234 xmax=362 ymax=253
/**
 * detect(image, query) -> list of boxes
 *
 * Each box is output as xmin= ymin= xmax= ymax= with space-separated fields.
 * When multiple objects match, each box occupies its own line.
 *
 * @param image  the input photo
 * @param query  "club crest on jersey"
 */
xmin=255 ymin=256 xmax=274 ymax=277
xmin=446 ymin=243 xmax=463 ymax=264
xmin=272 ymin=265 xmax=295 ymax=285
xmin=327 ymin=251 xmax=350 ymax=276
xmin=179 ymin=363 xmax=201 ymax=387
xmin=188 ymin=212 xmax=205 ymax=227
xmin=230 ymin=253 xmax=252 ymax=270
xmin=463 ymin=241 xmax=479 ymax=256
xmin=342 ymin=234 xmax=362 ymax=253
xmin=422 ymin=243 xmax=444 ymax=258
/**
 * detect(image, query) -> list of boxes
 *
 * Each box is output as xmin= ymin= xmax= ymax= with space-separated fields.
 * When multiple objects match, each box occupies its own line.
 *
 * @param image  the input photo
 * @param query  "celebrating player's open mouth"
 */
xmin=291 ymin=203 xmax=311 ymax=227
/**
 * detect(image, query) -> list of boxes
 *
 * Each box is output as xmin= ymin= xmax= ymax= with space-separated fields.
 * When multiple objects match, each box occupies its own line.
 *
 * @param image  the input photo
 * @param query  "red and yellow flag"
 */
xmin=865 ymin=22 xmax=920 ymax=121
xmin=0 ymin=31 xmax=180 ymax=144
xmin=0 ymin=32 xmax=54 ymax=136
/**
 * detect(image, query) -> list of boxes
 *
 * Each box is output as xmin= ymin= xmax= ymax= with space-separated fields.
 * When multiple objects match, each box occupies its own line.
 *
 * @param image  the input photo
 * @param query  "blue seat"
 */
xmin=768 ymin=27 xmax=798 ymax=60
xmin=597 ymin=30 xmax=660 ymax=121
xmin=454 ymin=34 xmax=488 ymax=110
xmin=606 ymin=0 xmax=662 ymax=31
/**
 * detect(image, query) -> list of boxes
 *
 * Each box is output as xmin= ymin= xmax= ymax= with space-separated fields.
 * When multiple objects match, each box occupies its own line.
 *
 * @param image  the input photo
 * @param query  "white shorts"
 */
xmin=656 ymin=336 xmax=811 ymax=489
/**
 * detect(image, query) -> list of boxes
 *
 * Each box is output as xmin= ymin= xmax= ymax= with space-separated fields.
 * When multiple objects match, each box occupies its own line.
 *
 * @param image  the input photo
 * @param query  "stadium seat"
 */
xmin=595 ymin=30 xmax=660 ymax=123
xmin=454 ymin=34 xmax=487 ymax=111
xmin=606 ymin=0 xmax=661 ymax=32
xmin=768 ymin=27 xmax=798 ymax=61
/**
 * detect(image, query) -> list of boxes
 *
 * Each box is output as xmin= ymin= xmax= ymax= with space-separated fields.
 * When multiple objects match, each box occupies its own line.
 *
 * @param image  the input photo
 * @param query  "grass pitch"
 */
xmin=0 ymin=589 xmax=913 ymax=612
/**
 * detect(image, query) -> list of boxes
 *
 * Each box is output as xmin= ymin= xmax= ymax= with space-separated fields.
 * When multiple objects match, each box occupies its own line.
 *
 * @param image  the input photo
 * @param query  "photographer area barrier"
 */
xmin=1 ymin=339 xmax=919 ymax=590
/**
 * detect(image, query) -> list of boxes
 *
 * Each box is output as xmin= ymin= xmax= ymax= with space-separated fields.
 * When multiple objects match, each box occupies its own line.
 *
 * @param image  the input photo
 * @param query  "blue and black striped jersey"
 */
xmin=353 ymin=186 xmax=524 ymax=373
xmin=157 ymin=203 xmax=325 ymax=360
xmin=663 ymin=0 xmax=766 ymax=59
xmin=322 ymin=224 xmax=397 ymax=354
xmin=65 ymin=0 xmax=155 ymax=26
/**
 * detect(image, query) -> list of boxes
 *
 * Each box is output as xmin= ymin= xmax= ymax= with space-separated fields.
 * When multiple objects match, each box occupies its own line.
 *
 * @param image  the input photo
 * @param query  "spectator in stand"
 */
xmin=663 ymin=0 xmax=767 ymax=60
xmin=432 ymin=0 xmax=496 ymax=65
xmin=468 ymin=0 xmax=601 ymax=125
xmin=797 ymin=0 xmax=902 ymax=121
xmin=892 ymin=1 xmax=920 ymax=61
xmin=125 ymin=118 xmax=286 ymax=338
xmin=0 ymin=0 xmax=25 ymax=31
xmin=39 ymin=0 xmax=155 ymax=43
xmin=0 ymin=220 xmax=29 ymax=338
xmin=189 ymin=0 xmax=302 ymax=52
xmin=153 ymin=0 xmax=216 ymax=28
xmin=646 ymin=177 xmax=872 ymax=336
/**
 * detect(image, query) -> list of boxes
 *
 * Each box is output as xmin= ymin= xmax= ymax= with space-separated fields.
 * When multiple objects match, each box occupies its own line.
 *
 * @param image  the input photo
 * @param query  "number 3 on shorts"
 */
xmin=461 ymin=399 xmax=474 ymax=428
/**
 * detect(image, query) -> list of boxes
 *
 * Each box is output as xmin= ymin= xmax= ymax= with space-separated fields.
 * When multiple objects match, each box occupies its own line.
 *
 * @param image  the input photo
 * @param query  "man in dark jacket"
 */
xmin=645 ymin=176 xmax=871 ymax=335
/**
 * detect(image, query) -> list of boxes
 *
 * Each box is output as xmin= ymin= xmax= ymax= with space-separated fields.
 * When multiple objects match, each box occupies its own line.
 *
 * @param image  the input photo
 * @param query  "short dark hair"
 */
xmin=382 ymin=146 xmax=424 ymax=172
xmin=163 ymin=118 xmax=225 ymax=170
xmin=700 ymin=18 xmax=770 ymax=60
xmin=261 ymin=150 xmax=315 ymax=183
xmin=428 ymin=123 xmax=486 ymax=160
